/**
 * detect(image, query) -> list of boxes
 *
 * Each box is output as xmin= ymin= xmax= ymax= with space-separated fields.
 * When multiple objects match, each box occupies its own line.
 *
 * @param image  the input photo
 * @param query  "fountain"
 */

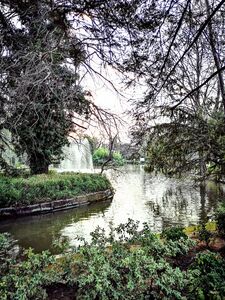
xmin=58 ymin=138 xmax=93 ymax=172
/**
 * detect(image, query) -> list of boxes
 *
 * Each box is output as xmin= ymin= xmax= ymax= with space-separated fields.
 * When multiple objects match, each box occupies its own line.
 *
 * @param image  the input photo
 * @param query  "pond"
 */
xmin=0 ymin=165 xmax=224 ymax=252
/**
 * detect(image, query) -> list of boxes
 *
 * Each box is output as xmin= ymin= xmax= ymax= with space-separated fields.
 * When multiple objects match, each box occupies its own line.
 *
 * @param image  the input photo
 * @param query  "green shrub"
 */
xmin=215 ymin=202 xmax=225 ymax=236
xmin=2 ymin=227 xmax=193 ymax=300
xmin=0 ymin=173 xmax=112 ymax=207
xmin=0 ymin=233 xmax=60 ymax=300
xmin=161 ymin=226 xmax=187 ymax=241
xmin=70 ymin=220 xmax=194 ymax=300
xmin=188 ymin=251 xmax=225 ymax=298
xmin=198 ymin=223 xmax=212 ymax=247
xmin=2 ymin=221 xmax=225 ymax=300
xmin=92 ymin=147 xmax=125 ymax=166
xmin=112 ymin=151 xmax=125 ymax=166
xmin=92 ymin=147 xmax=109 ymax=165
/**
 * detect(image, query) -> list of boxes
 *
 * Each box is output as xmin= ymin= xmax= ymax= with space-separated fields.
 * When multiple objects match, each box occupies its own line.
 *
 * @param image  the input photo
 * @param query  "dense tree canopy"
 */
xmin=126 ymin=0 xmax=225 ymax=179
xmin=0 ymin=0 xmax=142 ymax=174
xmin=1 ymin=0 xmax=225 ymax=177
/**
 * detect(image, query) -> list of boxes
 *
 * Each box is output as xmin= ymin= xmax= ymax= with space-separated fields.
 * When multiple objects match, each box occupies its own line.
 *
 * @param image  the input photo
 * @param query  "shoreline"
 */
xmin=0 ymin=188 xmax=114 ymax=219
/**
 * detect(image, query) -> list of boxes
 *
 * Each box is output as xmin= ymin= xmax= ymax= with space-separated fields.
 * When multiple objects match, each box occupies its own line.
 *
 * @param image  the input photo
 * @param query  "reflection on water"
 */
xmin=0 ymin=202 xmax=111 ymax=253
xmin=0 ymin=165 xmax=224 ymax=252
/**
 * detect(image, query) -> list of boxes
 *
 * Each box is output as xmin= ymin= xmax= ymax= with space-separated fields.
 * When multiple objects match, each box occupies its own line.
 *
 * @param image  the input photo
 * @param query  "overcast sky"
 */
xmin=81 ymin=63 xmax=147 ymax=143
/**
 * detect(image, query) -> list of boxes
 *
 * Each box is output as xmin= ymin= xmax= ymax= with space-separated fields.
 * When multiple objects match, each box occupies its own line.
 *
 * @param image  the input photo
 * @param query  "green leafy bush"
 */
xmin=112 ymin=151 xmax=125 ymax=166
xmin=70 ymin=220 xmax=194 ymax=300
xmin=92 ymin=147 xmax=109 ymax=165
xmin=1 ymin=221 xmax=225 ymax=300
xmin=161 ymin=226 xmax=187 ymax=241
xmin=215 ymin=202 xmax=225 ymax=236
xmin=0 ymin=233 xmax=60 ymax=300
xmin=188 ymin=251 xmax=225 ymax=298
xmin=198 ymin=223 xmax=212 ymax=247
xmin=0 ymin=172 xmax=111 ymax=207
xmin=92 ymin=147 xmax=125 ymax=166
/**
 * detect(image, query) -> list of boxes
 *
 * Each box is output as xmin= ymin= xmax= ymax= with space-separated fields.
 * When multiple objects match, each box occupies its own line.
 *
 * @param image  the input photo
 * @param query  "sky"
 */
xmin=81 ymin=63 xmax=147 ymax=143
xmin=82 ymin=68 xmax=133 ymax=142
xmin=69 ymin=13 xmax=146 ymax=144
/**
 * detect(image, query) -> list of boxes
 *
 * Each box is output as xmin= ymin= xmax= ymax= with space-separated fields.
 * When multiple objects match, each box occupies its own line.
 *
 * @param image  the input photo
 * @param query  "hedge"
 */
xmin=0 ymin=172 xmax=112 ymax=208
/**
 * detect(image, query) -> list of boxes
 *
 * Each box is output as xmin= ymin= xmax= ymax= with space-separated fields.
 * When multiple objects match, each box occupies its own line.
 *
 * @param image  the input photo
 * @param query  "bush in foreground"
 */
xmin=161 ymin=226 xmax=188 ymax=241
xmin=1 ymin=220 xmax=225 ymax=299
xmin=0 ymin=233 xmax=59 ymax=300
xmin=73 ymin=221 xmax=194 ymax=300
xmin=0 ymin=172 xmax=111 ymax=207
xmin=215 ymin=202 xmax=225 ymax=236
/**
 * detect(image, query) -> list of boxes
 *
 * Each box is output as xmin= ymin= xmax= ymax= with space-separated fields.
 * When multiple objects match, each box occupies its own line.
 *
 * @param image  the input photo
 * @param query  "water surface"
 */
xmin=0 ymin=165 xmax=224 ymax=252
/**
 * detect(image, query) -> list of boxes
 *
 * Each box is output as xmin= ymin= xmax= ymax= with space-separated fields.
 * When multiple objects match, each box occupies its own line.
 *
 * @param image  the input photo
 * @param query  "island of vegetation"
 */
xmin=0 ymin=172 xmax=113 ymax=218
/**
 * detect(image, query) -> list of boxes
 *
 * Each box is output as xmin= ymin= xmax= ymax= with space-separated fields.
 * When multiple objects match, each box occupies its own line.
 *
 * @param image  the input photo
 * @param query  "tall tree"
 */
xmin=125 ymin=0 xmax=225 ymax=178
xmin=0 ymin=0 xmax=142 ymax=174
xmin=0 ymin=1 xmax=89 ymax=173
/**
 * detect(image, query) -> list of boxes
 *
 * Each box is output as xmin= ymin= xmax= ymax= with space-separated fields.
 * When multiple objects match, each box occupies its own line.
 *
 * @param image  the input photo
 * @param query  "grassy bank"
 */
xmin=0 ymin=172 xmax=112 ymax=208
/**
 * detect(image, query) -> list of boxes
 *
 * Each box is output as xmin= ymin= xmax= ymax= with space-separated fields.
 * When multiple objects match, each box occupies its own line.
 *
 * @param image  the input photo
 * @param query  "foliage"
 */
xmin=188 ymin=251 xmax=225 ymax=299
xmin=93 ymin=147 xmax=125 ymax=166
xmin=144 ymin=112 xmax=225 ymax=178
xmin=0 ymin=0 xmax=136 ymax=174
xmin=72 ymin=220 xmax=195 ymax=300
xmin=0 ymin=1 xmax=90 ymax=174
xmin=1 ymin=221 xmax=225 ymax=299
xmin=0 ymin=233 xmax=17 ymax=276
xmin=0 ymin=173 xmax=111 ymax=207
xmin=127 ymin=0 xmax=225 ymax=179
xmin=198 ymin=223 xmax=213 ymax=247
xmin=0 ymin=233 xmax=59 ymax=300
xmin=161 ymin=226 xmax=188 ymax=241
xmin=93 ymin=147 xmax=109 ymax=164
xmin=215 ymin=202 xmax=225 ymax=236
xmin=112 ymin=151 xmax=125 ymax=166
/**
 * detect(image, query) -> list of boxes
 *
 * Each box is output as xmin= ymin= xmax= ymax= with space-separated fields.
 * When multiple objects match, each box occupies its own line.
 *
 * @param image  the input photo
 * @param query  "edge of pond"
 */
xmin=0 ymin=188 xmax=114 ymax=220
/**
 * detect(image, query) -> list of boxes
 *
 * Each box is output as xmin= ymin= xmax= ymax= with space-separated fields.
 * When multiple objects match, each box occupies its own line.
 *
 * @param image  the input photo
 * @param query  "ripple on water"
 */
xmin=0 ymin=165 xmax=224 ymax=252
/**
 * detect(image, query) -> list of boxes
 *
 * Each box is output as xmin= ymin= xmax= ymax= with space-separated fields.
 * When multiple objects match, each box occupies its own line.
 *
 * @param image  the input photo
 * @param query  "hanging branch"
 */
xmin=157 ymin=0 xmax=225 ymax=94
xmin=100 ymin=134 xmax=118 ymax=175
xmin=171 ymin=65 xmax=225 ymax=111
xmin=156 ymin=0 xmax=191 ymax=85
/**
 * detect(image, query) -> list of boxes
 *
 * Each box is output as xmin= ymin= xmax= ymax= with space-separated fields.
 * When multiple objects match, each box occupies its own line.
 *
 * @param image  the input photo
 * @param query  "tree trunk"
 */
xmin=29 ymin=153 xmax=49 ymax=175
xmin=199 ymin=151 xmax=207 ymax=178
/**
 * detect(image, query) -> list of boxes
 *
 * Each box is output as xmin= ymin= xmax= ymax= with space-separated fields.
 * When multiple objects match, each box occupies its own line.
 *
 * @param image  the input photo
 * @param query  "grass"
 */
xmin=0 ymin=172 xmax=112 ymax=208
